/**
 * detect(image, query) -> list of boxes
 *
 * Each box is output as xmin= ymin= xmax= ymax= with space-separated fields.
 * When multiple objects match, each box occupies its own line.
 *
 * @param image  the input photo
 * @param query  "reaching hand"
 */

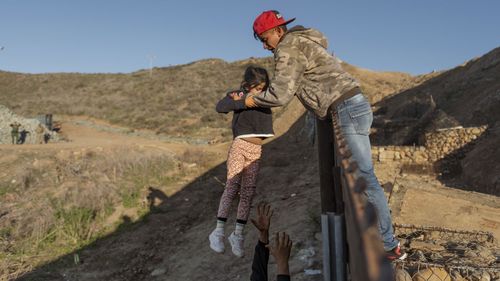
xmin=266 ymin=232 xmax=293 ymax=276
xmin=251 ymin=202 xmax=273 ymax=244
xmin=251 ymin=203 xmax=273 ymax=233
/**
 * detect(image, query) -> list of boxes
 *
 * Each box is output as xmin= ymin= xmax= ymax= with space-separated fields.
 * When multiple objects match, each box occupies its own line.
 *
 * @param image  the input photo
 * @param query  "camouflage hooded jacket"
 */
xmin=253 ymin=26 xmax=361 ymax=119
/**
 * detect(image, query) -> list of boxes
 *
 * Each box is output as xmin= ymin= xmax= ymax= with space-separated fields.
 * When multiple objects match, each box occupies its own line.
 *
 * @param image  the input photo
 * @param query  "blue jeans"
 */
xmin=335 ymin=93 xmax=398 ymax=251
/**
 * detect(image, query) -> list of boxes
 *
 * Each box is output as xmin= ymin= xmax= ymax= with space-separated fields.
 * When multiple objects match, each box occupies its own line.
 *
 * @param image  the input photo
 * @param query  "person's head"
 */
xmin=253 ymin=10 xmax=295 ymax=52
xmin=241 ymin=66 xmax=269 ymax=94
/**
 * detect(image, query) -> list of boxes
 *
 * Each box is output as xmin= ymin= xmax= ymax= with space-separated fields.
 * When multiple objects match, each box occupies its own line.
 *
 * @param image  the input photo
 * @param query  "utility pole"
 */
xmin=148 ymin=54 xmax=156 ymax=78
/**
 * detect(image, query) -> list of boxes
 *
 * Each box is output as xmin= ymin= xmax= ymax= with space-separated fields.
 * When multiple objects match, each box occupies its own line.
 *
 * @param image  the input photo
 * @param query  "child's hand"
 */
xmin=266 ymin=232 xmax=293 ymax=275
xmin=229 ymin=91 xmax=244 ymax=100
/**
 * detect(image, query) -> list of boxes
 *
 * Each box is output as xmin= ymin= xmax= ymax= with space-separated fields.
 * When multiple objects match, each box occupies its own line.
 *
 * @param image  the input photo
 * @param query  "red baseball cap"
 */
xmin=253 ymin=10 xmax=295 ymax=36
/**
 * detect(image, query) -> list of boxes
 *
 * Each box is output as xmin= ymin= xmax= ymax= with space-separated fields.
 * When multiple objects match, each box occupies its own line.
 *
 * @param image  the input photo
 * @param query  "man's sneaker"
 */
xmin=209 ymin=229 xmax=225 ymax=253
xmin=386 ymin=243 xmax=407 ymax=261
xmin=228 ymin=232 xmax=245 ymax=258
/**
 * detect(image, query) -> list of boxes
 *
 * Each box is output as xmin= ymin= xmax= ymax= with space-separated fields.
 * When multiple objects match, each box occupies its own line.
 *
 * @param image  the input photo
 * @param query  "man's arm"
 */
xmin=251 ymin=241 xmax=269 ymax=281
xmin=247 ymin=47 xmax=307 ymax=108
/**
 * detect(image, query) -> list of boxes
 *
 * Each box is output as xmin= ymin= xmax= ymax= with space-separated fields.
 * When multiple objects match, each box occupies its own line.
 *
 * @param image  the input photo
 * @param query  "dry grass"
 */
xmin=0 ymin=147 xmax=189 ymax=279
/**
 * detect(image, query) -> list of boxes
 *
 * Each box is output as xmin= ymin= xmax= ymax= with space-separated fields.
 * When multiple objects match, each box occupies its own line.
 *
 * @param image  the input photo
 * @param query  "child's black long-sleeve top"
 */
xmin=216 ymin=89 xmax=274 ymax=139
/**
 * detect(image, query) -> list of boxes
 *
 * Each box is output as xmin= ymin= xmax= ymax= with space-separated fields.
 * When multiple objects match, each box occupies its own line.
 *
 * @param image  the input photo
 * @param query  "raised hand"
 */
xmin=250 ymin=202 xmax=273 ymax=243
xmin=267 ymin=232 xmax=293 ymax=276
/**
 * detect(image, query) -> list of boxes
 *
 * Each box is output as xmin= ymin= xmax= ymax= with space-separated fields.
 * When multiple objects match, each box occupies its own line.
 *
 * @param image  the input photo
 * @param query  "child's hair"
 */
xmin=241 ymin=66 xmax=269 ymax=91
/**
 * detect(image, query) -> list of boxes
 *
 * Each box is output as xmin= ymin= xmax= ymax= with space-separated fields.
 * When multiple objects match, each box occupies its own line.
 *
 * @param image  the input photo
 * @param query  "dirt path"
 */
xmin=0 ymin=115 xmax=230 ymax=157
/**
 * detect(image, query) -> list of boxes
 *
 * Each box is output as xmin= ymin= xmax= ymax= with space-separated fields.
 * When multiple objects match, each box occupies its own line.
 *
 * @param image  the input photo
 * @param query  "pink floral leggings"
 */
xmin=217 ymin=138 xmax=262 ymax=222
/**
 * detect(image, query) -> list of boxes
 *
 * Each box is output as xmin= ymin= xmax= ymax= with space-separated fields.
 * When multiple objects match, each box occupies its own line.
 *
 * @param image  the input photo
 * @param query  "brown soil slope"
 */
xmin=374 ymin=47 xmax=500 ymax=195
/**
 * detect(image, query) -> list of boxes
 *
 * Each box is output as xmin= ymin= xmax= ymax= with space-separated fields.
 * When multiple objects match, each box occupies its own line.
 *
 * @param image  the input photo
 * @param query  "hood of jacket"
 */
xmin=283 ymin=25 xmax=329 ymax=50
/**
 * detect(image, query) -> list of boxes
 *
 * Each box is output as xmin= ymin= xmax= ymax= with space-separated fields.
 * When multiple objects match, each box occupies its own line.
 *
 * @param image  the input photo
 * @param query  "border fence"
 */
xmin=317 ymin=116 xmax=394 ymax=281
xmin=316 ymin=116 xmax=499 ymax=281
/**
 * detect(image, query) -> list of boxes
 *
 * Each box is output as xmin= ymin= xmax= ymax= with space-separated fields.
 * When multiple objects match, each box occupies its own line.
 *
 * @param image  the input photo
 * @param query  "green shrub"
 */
xmin=55 ymin=206 xmax=96 ymax=245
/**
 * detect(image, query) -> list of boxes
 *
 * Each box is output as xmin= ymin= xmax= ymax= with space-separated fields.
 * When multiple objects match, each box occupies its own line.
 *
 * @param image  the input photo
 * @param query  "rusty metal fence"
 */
xmin=318 ymin=116 xmax=394 ymax=281
xmin=317 ymin=115 xmax=499 ymax=281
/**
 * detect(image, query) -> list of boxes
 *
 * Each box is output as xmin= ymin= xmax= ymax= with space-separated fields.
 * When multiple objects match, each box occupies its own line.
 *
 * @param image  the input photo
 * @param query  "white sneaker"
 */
xmin=209 ymin=229 xmax=225 ymax=253
xmin=228 ymin=232 xmax=245 ymax=258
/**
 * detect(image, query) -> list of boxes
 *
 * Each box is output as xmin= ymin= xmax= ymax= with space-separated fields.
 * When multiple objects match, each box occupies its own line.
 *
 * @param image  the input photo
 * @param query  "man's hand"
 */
xmin=251 ymin=202 xmax=273 ymax=243
xmin=267 ymin=232 xmax=293 ymax=276
xmin=245 ymin=94 xmax=258 ymax=108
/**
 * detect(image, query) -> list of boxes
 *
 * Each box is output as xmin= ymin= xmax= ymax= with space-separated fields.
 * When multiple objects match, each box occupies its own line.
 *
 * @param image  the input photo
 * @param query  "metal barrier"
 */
xmin=318 ymin=115 xmax=394 ymax=281
xmin=317 ymin=114 xmax=499 ymax=281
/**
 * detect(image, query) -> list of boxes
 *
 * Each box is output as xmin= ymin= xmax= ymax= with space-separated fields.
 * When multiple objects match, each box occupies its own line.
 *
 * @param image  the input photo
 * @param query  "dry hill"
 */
xmin=373 ymin=47 xmax=500 ymax=195
xmin=0 ymin=58 xmax=276 ymax=142
xmin=0 ymin=57 xmax=421 ymax=143
xmin=1 ymin=50 xmax=499 ymax=281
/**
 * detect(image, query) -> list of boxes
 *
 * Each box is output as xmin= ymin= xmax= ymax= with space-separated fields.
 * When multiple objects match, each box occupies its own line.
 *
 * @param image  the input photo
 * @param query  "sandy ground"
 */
xmin=372 ymin=162 xmax=500 ymax=242
xmin=393 ymin=175 xmax=500 ymax=241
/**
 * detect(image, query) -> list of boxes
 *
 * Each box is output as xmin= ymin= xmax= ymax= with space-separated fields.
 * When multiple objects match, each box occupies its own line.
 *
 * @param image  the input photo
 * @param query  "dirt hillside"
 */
xmin=373 ymin=47 xmax=500 ymax=195
xmin=1 ymin=49 xmax=499 ymax=281
xmin=0 ymin=57 xmax=421 ymax=144
xmin=9 ymin=103 xmax=499 ymax=281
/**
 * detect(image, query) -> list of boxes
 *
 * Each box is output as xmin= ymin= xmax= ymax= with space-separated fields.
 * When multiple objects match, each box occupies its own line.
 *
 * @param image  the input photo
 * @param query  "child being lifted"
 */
xmin=209 ymin=66 xmax=274 ymax=258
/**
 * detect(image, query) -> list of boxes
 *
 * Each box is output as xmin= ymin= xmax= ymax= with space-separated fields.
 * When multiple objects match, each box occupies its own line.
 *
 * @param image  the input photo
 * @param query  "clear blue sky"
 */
xmin=1 ymin=0 xmax=499 ymax=75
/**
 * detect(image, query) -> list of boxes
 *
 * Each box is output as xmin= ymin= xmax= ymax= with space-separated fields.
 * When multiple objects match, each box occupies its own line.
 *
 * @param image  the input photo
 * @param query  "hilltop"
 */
xmin=0 ymin=57 xmax=422 ymax=143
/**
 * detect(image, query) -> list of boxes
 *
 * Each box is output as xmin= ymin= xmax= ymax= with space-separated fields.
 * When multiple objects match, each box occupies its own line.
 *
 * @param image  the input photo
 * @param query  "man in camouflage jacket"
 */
xmin=245 ymin=10 xmax=407 ymax=261
xmin=246 ymin=12 xmax=360 ymax=119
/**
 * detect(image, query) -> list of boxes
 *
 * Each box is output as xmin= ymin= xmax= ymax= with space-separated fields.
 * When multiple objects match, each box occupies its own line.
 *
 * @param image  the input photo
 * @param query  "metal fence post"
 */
xmin=317 ymin=117 xmax=347 ymax=281
xmin=322 ymin=213 xmax=346 ymax=281
xmin=317 ymin=117 xmax=336 ymax=213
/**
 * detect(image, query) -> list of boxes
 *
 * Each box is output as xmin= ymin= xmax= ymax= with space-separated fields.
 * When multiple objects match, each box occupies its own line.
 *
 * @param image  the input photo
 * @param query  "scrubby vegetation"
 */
xmin=0 ymin=146 xmax=218 ymax=279
xmin=0 ymin=58 xmax=275 ymax=141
